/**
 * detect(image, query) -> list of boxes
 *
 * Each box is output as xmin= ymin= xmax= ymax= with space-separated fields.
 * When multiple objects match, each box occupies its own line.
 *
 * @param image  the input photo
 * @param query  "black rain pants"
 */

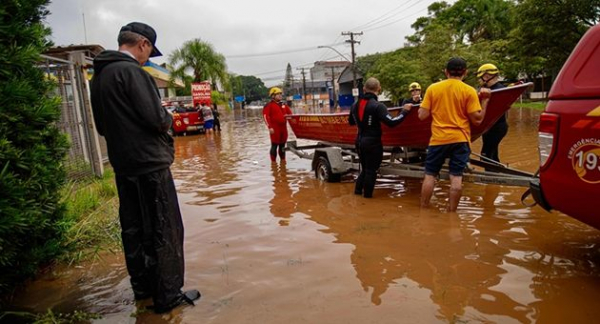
xmin=115 ymin=168 xmax=184 ymax=309
xmin=481 ymin=121 xmax=508 ymax=164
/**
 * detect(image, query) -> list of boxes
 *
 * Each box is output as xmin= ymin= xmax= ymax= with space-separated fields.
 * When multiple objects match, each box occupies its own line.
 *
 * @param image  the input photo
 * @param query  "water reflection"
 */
xmin=269 ymin=163 xmax=296 ymax=226
xmin=6 ymin=107 xmax=600 ymax=323
xmin=289 ymin=175 xmax=600 ymax=322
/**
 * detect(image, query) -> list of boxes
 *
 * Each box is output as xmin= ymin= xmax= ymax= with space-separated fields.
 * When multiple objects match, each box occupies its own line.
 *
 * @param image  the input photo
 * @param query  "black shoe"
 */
xmin=151 ymin=290 xmax=201 ymax=314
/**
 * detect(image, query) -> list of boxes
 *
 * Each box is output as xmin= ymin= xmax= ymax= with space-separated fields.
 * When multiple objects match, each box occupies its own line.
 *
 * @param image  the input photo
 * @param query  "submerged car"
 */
xmin=530 ymin=24 xmax=600 ymax=229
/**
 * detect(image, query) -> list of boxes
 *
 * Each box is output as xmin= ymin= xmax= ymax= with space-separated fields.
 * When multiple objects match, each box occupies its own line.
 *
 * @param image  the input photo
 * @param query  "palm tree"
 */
xmin=169 ymin=39 xmax=229 ymax=91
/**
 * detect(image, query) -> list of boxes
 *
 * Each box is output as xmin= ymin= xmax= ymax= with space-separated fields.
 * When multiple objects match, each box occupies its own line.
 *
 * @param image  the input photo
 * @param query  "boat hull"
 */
xmin=287 ymin=83 xmax=532 ymax=148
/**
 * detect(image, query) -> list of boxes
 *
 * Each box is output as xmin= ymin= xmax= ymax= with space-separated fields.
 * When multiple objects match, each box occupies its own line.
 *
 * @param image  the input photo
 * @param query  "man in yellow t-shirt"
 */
xmin=418 ymin=57 xmax=491 ymax=212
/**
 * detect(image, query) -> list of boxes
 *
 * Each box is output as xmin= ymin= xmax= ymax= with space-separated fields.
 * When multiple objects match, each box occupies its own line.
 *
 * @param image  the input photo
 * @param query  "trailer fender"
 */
xmin=311 ymin=147 xmax=348 ymax=174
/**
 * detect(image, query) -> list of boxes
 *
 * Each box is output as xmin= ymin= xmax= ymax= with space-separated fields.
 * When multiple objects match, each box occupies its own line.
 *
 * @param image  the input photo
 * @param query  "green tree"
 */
xmin=356 ymin=52 xmax=385 ymax=76
xmin=283 ymin=63 xmax=293 ymax=95
xmin=231 ymin=75 xmax=268 ymax=103
xmin=406 ymin=1 xmax=452 ymax=46
xmin=441 ymin=0 xmax=514 ymax=43
xmin=417 ymin=26 xmax=508 ymax=87
xmin=169 ymin=39 xmax=229 ymax=92
xmin=407 ymin=0 xmax=514 ymax=45
xmin=0 ymin=0 xmax=69 ymax=293
xmin=366 ymin=48 xmax=426 ymax=103
xmin=417 ymin=24 xmax=465 ymax=83
xmin=173 ymin=74 xmax=194 ymax=96
xmin=402 ymin=0 xmax=515 ymax=86
xmin=364 ymin=0 xmax=598 ymax=98
xmin=211 ymin=90 xmax=229 ymax=107
xmin=510 ymin=0 xmax=599 ymax=80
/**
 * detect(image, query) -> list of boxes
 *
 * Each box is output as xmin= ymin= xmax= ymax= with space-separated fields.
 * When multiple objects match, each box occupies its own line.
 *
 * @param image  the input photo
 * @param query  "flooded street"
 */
xmin=8 ymin=108 xmax=600 ymax=323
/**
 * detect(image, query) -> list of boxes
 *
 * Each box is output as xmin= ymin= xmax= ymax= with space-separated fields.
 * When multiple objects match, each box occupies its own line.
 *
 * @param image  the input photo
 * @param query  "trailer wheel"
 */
xmin=315 ymin=156 xmax=341 ymax=183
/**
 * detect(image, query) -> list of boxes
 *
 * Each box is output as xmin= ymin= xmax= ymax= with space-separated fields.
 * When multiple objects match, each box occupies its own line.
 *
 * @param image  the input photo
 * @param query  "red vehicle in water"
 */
xmin=166 ymin=81 xmax=212 ymax=136
xmin=172 ymin=109 xmax=204 ymax=135
xmin=164 ymin=104 xmax=204 ymax=136
xmin=530 ymin=24 xmax=600 ymax=229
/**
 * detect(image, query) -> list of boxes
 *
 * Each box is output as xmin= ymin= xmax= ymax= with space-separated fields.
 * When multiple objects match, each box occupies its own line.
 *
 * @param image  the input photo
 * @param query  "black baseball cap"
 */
xmin=446 ymin=57 xmax=467 ymax=73
xmin=120 ymin=22 xmax=162 ymax=57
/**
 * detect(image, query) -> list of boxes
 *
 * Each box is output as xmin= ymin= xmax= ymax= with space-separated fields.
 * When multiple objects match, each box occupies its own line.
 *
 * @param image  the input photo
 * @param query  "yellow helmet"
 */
xmin=477 ymin=63 xmax=499 ymax=78
xmin=408 ymin=82 xmax=421 ymax=91
xmin=269 ymin=87 xmax=283 ymax=96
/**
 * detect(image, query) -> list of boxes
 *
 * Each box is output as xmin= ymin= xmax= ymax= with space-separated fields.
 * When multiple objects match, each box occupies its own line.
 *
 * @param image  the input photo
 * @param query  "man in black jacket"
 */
xmin=90 ymin=22 xmax=199 ymax=313
xmin=477 ymin=63 xmax=507 ymax=166
xmin=349 ymin=77 xmax=412 ymax=198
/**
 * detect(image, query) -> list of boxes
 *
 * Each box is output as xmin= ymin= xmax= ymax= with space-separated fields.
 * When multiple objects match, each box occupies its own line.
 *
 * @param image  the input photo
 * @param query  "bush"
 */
xmin=0 ymin=0 xmax=70 ymax=294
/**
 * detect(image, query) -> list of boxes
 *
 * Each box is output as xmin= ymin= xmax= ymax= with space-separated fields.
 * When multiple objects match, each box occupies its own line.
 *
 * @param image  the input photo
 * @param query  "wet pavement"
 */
xmin=7 ymin=107 xmax=600 ymax=323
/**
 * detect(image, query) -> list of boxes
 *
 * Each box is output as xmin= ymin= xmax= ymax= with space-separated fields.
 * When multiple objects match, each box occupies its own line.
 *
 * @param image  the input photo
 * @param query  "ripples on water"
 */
xmin=7 ymin=108 xmax=600 ymax=323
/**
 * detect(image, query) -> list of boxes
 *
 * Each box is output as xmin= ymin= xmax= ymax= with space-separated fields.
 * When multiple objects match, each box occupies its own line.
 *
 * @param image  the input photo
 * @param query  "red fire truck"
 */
xmin=166 ymin=81 xmax=212 ymax=136
xmin=168 ymin=106 xmax=204 ymax=136
xmin=530 ymin=24 xmax=600 ymax=229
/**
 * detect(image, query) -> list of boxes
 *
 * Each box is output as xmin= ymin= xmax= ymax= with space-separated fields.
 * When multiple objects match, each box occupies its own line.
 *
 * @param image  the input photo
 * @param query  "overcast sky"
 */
xmin=46 ymin=0 xmax=451 ymax=86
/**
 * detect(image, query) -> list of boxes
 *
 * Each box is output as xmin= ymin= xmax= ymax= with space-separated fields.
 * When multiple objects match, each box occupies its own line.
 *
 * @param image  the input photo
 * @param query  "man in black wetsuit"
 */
xmin=477 ymin=63 xmax=507 ymax=166
xmin=348 ymin=77 xmax=412 ymax=198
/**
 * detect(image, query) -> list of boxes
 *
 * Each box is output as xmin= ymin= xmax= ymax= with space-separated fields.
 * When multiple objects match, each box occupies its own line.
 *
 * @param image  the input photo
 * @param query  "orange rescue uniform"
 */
xmin=262 ymin=100 xmax=292 ymax=144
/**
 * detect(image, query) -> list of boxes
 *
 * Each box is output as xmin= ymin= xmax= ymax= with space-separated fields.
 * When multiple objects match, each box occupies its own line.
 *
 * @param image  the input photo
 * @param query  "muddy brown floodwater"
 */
xmin=7 ymin=108 xmax=600 ymax=323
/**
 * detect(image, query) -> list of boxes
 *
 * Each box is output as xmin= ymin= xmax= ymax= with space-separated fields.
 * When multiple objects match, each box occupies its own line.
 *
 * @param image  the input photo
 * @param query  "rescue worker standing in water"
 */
xmin=418 ymin=57 xmax=491 ymax=212
xmin=477 ymin=63 xmax=507 ymax=165
xmin=349 ymin=77 xmax=412 ymax=198
xmin=263 ymin=87 xmax=292 ymax=163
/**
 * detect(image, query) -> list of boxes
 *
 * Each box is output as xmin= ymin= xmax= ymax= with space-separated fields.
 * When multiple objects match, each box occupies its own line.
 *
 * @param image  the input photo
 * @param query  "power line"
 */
xmin=363 ymin=7 xmax=429 ymax=33
xmin=350 ymin=0 xmax=416 ymax=31
xmin=243 ymin=54 xmax=343 ymax=77
xmin=317 ymin=35 xmax=344 ymax=61
xmin=225 ymin=42 xmax=345 ymax=59
xmin=260 ymin=75 xmax=288 ymax=81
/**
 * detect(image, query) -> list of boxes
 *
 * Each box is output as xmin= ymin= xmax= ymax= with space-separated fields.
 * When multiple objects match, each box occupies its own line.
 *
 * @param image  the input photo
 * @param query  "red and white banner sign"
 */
xmin=192 ymin=81 xmax=211 ymax=106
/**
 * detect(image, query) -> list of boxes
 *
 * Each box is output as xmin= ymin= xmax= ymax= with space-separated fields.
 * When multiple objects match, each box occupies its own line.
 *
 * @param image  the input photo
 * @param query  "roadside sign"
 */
xmin=192 ymin=82 xmax=211 ymax=106
xmin=234 ymin=96 xmax=245 ymax=102
xmin=352 ymin=88 xmax=359 ymax=97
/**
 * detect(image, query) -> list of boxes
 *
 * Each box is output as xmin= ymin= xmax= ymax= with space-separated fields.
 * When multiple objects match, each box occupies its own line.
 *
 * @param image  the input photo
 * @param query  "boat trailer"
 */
xmin=286 ymin=140 xmax=535 ymax=187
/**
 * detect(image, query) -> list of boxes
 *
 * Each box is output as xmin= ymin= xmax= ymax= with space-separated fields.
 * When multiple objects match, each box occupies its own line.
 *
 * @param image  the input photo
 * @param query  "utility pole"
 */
xmin=330 ymin=66 xmax=337 ymax=109
xmin=310 ymin=69 xmax=316 ymax=111
xmin=342 ymin=31 xmax=362 ymax=97
xmin=82 ymin=12 xmax=88 ymax=44
xmin=297 ymin=67 xmax=307 ymax=105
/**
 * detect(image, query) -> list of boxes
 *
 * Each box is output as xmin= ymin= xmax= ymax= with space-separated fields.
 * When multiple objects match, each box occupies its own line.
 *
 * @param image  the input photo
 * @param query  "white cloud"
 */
xmin=46 ymin=0 xmax=452 ymax=86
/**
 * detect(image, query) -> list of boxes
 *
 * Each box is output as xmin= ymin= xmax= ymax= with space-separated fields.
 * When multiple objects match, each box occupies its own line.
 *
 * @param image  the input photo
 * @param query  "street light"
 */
xmin=318 ymin=45 xmax=351 ymax=109
xmin=317 ymin=45 xmax=351 ymax=62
